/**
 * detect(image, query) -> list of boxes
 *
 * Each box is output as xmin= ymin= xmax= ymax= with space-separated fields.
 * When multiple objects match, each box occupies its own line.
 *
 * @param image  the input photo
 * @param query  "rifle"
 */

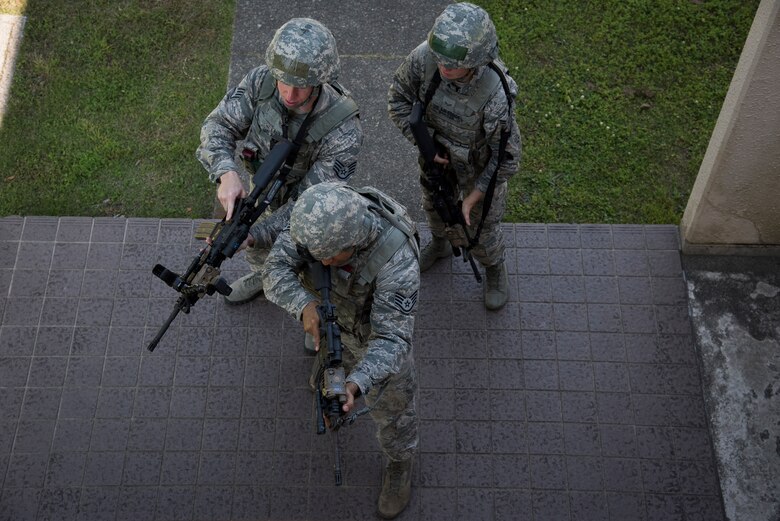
xmin=310 ymin=262 xmax=349 ymax=485
xmin=147 ymin=139 xmax=298 ymax=352
xmin=408 ymin=100 xmax=482 ymax=282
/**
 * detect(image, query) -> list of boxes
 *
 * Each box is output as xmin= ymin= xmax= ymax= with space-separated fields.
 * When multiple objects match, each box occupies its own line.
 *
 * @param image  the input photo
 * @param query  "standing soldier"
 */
xmin=388 ymin=2 xmax=521 ymax=310
xmin=262 ymin=182 xmax=419 ymax=520
xmin=197 ymin=18 xmax=362 ymax=307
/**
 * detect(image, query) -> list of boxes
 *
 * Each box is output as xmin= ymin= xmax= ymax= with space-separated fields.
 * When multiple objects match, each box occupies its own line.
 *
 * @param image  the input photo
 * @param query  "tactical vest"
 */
xmin=243 ymin=73 xmax=359 ymax=205
xmin=419 ymin=50 xmax=504 ymax=179
xmin=302 ymin=187 xmax=419 ymax=340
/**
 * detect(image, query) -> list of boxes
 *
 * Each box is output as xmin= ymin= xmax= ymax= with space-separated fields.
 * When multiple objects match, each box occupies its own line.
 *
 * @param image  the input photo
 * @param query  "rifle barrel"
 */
xmin=147 ymin=304 xmax=182 ymax=352
xmin=333 ymin=431 xmax=343 ymax=486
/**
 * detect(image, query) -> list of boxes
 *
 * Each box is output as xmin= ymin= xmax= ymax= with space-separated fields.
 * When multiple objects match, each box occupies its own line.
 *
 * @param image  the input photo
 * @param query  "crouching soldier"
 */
xmin=262 ymin=182 xmax=419 ymax=519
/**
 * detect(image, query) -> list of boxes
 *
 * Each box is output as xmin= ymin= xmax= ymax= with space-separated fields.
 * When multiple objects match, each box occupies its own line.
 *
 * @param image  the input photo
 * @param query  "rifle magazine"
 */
xmin=194 ymin=221 xmax=222 ymax=241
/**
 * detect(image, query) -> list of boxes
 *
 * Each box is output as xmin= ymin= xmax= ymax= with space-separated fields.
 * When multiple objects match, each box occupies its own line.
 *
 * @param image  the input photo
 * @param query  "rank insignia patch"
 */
xmin=229 ymin=87 xmax=246 ymax=100
xmin=334 ymin=160 xmax=357 ymax=180
xmin=393 ymin=290 xmax=418 ymax=314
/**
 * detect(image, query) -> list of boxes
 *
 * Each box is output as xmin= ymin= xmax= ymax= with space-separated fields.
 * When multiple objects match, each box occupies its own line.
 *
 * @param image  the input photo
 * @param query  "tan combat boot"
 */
xmin=377 ymin=458 xmax=413 ymax=519
xmin=223 ymin=271 xmax=264 ymax=305
xmin=419 ymin=236 xmax=452 ymax=272
xmin=484 ymin=262 xmax=508 ymax=310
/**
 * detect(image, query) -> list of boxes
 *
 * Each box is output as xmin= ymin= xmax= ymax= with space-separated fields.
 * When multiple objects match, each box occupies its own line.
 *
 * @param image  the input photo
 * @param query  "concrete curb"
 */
xmin=0 ymin=14 xmax=26 ymax=128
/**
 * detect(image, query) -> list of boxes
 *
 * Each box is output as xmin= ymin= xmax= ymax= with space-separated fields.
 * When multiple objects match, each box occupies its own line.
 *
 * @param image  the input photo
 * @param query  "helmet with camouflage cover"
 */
xmin=427 ymin=2 xmax=498 ymax=69
xmin=290 ymin=182 xmax=375 ymax=260
xmin=265 ymin=18 xmax=340 ymax=87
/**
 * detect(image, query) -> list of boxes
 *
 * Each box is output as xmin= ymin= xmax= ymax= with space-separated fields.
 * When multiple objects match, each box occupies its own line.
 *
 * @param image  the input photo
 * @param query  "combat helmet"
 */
xmin=290 ymin=183 xmax=374 ymax=260
xmin=428 ymin=2 xmax=498 ymax=69
xmin=266 ymin=18 xmax=340 ymax=87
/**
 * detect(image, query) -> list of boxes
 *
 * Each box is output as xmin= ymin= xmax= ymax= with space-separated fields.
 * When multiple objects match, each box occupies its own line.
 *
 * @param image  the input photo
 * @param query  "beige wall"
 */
xmin=681 ymin=0 xmax=780 ymax=255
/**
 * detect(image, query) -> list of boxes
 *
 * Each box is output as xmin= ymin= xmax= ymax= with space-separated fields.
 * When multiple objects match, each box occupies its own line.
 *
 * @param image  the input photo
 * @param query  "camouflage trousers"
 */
xmin=421 ymin=177 xmax=508 ymax=267
xmin=243 ymin=242 xmax=269 ymax=274
xmin=241 ymin=211 xmax=272 ymax=274
xmin=313 ymin=332 xmax=419 ymax=462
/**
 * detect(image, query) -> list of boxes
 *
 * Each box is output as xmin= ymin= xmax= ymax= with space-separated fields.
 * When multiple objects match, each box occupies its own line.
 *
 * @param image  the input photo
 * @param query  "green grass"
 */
xmin=480 ymin=0 xmax=759 ymax=223
xmin=0 ymin=0 xmax=234 ymax=217
xmin=0 ymin=0 xmax=760 ymax=223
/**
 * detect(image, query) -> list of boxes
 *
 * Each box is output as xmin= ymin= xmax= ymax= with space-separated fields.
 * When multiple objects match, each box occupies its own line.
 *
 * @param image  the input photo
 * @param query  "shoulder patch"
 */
xmin=393 ymin=290 xmax=418 ymax=314
xmin=229 ymin=87 xmax=246 ymax=100
xmin=334 ymin=160 xmax=357 ymax=180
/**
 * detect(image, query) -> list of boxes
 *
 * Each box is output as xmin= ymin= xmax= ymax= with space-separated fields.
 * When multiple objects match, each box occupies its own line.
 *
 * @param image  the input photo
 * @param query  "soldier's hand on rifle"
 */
xmin=433 ymin=151 xmax=450 ymax=166
xmin=216 ymin=170 xmax=247 ymax=220
xmin=462 ymin=188 xmax=484 ymax=226
xmin=342 ymin=382 xmax=360 ymax=413
xmin=224 ymin=234 xmax=254 ymax=251
xmin=231 ymin=233 xmax=255 ymax=250
xmin=204 ymin=231 xmax=254 ymax=251
xmin=301 ymin=300 xmax=321 ymax=351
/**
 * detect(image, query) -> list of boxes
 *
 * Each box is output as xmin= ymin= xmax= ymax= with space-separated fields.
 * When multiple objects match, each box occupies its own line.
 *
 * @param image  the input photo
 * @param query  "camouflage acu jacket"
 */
xmin=263 ymin=218 xmax=420 ymax=396
xmin=387 ymin=42 xmax=521 ymax=192
xmin=196 ymin=65 xmax=363 ymax=246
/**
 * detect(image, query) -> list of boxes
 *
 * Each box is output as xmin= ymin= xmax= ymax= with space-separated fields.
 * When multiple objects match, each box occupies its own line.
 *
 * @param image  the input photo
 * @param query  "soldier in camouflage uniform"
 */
xmin=387 ymin=2 xmax=521 ymax=310
xmin=262 ymin=182 xmax=419 ymax=520
xmin=197 ymin=18 xmax=363 ymax=305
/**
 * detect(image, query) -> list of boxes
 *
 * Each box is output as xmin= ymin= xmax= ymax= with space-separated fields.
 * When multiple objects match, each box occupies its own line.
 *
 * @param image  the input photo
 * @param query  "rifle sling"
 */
xmin=280 ymin=90 xmax=323 ymax=176
xmin=474 ymin=62 xmax=514 ymax=245
xmin=422 ymin=68 xmax=442 ymax=109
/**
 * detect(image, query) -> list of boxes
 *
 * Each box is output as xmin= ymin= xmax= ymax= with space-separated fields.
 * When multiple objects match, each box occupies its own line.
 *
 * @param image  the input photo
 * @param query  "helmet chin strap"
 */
xmin=303 ymin=85 xmax=320 ymax=106
xmin=288 ymin=85 xmax=321 ymax=113
xmin=448 ymin=68 xmax=475 ymax=85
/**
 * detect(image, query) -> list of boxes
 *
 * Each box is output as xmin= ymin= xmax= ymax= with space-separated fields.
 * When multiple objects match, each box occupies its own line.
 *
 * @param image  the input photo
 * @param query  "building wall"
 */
xmin=681 ymin=0 xmax=780 ymax=255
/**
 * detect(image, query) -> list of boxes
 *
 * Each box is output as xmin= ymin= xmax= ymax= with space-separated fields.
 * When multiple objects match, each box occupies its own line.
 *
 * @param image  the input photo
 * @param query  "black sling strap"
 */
xmin=474 ymin=61 xmax=514 ymax=244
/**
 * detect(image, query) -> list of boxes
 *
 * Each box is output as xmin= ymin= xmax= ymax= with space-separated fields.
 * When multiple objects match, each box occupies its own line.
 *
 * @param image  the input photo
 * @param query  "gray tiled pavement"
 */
xmin=0 ymin=216 xmax=726 ymax=520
